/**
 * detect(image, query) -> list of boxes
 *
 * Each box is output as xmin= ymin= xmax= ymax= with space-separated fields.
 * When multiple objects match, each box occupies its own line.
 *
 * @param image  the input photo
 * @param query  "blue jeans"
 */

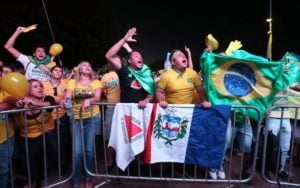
xmin=266 ymin=117 xmax=291 ymax=171
xmin=0 ymin=136 xmax=14 ymax=188
xmin=70 ymin=114 xmax=100 ymax=185
xmin=227 ymin=120 xmax=253 ymax=153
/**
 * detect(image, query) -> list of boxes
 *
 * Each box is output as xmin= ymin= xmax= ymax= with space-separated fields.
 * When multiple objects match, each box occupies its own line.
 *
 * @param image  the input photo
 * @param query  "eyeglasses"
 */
xmin=53 ymin=87 xmax=57 ymax=96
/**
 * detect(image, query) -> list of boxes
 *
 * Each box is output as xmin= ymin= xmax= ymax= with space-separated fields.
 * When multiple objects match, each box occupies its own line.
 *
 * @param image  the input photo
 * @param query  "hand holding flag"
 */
xmin=225 ymin=40 xmax=243 ymax=55
xmin=205 ymin=34 xmax=219 ymax=51
xmin=23 ymin=24 xmax=38 ymax=33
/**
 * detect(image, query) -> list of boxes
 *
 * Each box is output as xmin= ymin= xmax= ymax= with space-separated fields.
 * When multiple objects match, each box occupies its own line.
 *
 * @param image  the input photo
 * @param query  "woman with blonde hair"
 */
xmin=62 ymin=61 xmax=103 ymax=188
xmin=15 ymin=79 xmax=57 ymax=188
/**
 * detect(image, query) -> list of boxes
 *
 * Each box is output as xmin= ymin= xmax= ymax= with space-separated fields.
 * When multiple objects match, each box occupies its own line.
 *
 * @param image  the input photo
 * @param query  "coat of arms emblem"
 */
xmin=154 ymin=107 xmax=189 ymax=145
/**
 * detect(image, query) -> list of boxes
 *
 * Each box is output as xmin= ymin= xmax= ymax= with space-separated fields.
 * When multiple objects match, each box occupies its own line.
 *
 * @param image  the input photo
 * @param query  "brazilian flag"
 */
xmin=200 ymin=50 xmax=300 ymax=121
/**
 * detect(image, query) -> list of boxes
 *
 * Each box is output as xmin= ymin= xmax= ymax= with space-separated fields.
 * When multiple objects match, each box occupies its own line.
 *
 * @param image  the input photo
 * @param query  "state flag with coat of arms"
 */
xmin=108 ymin=103 xmax=231 ymax=171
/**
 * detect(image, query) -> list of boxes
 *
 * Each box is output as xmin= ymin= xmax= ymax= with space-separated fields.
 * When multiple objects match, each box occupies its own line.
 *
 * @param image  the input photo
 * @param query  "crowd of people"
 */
xmin=0 ymin=26 xmax=300 ymax=188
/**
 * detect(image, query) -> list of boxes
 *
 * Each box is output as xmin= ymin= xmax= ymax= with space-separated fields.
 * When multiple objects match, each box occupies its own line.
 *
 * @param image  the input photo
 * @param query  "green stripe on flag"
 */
xmin=200 ymin=50 xmax=300 ymax=121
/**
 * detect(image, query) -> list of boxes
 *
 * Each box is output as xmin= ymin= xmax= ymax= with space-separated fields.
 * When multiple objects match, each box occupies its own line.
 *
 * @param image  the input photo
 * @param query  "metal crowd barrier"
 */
xmin=261 ymin=104 xmax=300 ymax=187
xmin=1 ymin=103 xmax=300 ymax=187
xmin=0 ymin=105 xmax=72 ymax=188
xmin=78 ymin=103 xmax=264 ymax=187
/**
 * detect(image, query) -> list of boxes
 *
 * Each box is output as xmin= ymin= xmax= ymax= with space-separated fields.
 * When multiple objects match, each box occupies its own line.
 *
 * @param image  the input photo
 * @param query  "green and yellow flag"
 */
xmin=200 ymin=50 xmax=300 ymax=121
xmin=287 ymin=87 xmax=300 ymax=119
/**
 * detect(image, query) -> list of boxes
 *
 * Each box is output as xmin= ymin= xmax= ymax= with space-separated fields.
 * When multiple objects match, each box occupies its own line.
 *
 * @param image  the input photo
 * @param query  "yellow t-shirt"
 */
xmin=16 ymin=110 xmax=55 ymax=138
xmin=43 ymin=79 xmax=69 ymax=119
xmin=67 ymin=79 xmax=103 ymax=119
xmin=100 ymin=71 xmax=120 ymax=103
xmin=157 ymin=68 xmax=201 ymax=104
xmin=0 ymin=91 xmax=15 ymax=143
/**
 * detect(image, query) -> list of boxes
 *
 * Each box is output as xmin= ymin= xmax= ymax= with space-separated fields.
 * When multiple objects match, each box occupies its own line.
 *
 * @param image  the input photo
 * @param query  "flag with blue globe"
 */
xmin=200 ymin=50 xmax=300 ymax=121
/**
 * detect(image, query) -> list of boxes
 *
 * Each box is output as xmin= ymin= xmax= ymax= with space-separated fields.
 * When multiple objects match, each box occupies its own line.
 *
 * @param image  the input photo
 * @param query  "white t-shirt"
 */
xmin=17 ymin=54 xmax=50 ymax=81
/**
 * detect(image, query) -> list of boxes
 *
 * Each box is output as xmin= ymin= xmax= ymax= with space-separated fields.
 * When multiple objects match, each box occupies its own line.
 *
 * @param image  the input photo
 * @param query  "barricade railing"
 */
xmin=2 ymin=103 xmax=299 ymax=187
xmin=261 ymin=104 xmax=300 ymax=187
xmin=86 ymin=103 xmax=264 ymax=187
xmin=0 ymin=105 xmax=73 ymax=188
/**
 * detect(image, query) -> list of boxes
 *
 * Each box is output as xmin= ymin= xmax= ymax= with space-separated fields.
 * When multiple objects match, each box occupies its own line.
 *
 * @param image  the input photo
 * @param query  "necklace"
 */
xmin=50 ymin=79 xmax=61 ymax=88
xmin=50 ymin=79 xmax=61 ymax=96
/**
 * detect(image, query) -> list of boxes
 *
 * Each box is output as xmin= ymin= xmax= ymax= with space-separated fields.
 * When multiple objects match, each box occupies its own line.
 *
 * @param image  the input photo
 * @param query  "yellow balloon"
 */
xmin=47 ymin=61 xmax=56 ymax=69
xmin=49 ymin=43 xmax=63 ymax=56
xmin=1 ymin=72 xmax=29 ymax=98
xmin=73 ymin=66 xmax=78 ymax=73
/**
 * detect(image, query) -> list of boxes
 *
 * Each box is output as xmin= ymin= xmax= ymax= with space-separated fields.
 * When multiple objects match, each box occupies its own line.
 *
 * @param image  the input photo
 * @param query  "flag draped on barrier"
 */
xmin=108 ymin=103 xmax=147 ymax=171
xmin=144 ymin=104 xmax=231 ymax=169
xmin=200 ymin=50 xmax=300 ymax=121
xmin=109 ymin=103 xmax=231 ymax=170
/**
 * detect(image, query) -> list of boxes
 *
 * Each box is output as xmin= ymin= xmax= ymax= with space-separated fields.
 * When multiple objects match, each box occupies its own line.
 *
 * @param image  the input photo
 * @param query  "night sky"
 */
xmin=1 ymin=0 xmax=300 ymax=70
xmin=111 ymin=0 xmax=300 ymax=68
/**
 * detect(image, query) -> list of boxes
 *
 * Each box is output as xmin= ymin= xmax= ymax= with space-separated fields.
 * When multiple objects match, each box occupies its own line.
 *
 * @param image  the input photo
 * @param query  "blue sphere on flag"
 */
xmin=224 ymin=63 xmax=256 ymax=97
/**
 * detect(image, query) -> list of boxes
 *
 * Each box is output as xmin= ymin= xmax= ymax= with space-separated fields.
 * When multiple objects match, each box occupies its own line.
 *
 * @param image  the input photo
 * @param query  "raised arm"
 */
xmin=4 ymin=26 xmax=25 ymax=59
xmin=185 ymin=45 xmax=193 ymax=69
xmin=105 ymin=27 xmax=137 ymax=71
xmin=123 ymin=42 xmax=133 ymax=53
